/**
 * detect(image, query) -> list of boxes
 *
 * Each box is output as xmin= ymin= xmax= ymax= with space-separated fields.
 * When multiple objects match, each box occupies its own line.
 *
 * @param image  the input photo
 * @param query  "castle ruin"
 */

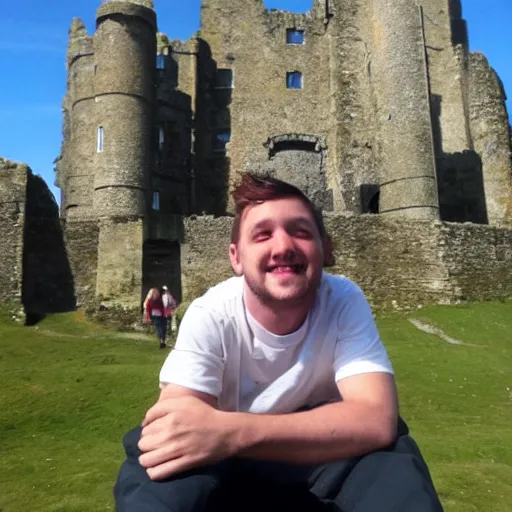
xmin=1 ymin=0 xmax=512 ymax=319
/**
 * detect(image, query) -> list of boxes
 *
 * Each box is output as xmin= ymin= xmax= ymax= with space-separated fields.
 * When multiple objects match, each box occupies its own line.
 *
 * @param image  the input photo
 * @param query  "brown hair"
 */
xmin=230 ymin=172 xmax=327 ymax=245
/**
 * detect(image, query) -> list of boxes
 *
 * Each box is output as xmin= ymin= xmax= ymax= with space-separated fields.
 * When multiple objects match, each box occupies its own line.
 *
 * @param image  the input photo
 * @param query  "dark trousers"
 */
xmin=114 ymin=419 xmax=444 ymax=512
xmin=151 ymin=316 xmax=168 ymax=342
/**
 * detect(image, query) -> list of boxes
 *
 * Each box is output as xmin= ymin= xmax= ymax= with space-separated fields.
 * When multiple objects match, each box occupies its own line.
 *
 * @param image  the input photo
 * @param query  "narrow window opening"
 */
xmin=97 ymin=126 xmax=104 ymax=153
xmin=214 ymin=130 xmax=231 ymax=153
xmin=215 ymin=69 xmax=234 ymax=89
xmin=156 ymin=54 xmax=166 ymax=70
xmin=158 ymin=126 xmax=165 ymax=151
xmin=286 ymin=29 xmax=304 ymax=45
xmin=286 ymin=71 xmax=303 ymax=89
xmin=152 ymin=191 xmax=160 ymax=211
xmin=360 ymin=184 xmax=380 ymax=214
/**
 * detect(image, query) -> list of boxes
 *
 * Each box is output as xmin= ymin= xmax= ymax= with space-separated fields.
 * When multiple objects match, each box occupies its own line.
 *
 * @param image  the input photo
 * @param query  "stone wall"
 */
xmin=440 ymin=222 xmax=512 ymax=302
xmin=324 ymin=215 xmax=453 ymax=308
xmin=64 ymin=219 xmax=99 ymax=307
xmin=96 ymin=216 xmax=144 ymax=307
xmin=181 ymin=215 xmax=234 ymax=300
xmin=0 ymin=159 xmax=27 ymax=307
xmin=0 ymin=160 xmax=75 ymax=319
xmin=180 ymin=214 xmax=512 ymax=309
xmin=468 ymin=53 xmax=512 ymax=226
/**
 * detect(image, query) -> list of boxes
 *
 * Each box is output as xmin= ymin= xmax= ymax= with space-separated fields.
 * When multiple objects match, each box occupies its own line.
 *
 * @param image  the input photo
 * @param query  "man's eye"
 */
xmin=295 ymin=229 xmax=312 ymax=238
xmin=254 ymin=231 xmax=271 ymax=241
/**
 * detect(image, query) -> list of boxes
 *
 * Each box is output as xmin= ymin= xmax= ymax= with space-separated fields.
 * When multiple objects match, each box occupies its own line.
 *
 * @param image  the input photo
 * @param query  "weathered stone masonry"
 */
xmin=1 ymin=0 xmax=512 ymax=320
xmin=181 ymin=215 xmax=512 ymax=310
xmin=0 ymin=158 xmax=74 ymax=319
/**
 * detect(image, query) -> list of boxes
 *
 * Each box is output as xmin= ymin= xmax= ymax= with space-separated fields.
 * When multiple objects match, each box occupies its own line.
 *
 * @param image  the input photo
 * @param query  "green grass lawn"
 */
xmin=1 ymin=302 xmax=511 ymax=511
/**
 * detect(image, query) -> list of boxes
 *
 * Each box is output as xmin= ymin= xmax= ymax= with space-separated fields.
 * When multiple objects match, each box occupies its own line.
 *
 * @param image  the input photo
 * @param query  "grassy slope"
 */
xmin=0 ymin=303 xmax=511 ymax=511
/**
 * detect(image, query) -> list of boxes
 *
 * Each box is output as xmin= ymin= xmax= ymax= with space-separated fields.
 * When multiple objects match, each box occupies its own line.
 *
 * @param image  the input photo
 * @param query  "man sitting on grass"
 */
xmin=114 ymin=173 xmax=443 ymax=512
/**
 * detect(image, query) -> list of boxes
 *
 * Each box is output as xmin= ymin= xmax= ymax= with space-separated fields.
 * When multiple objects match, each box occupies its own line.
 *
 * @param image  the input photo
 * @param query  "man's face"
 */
xmin=229 ymin=197 xmax=325 ymax=307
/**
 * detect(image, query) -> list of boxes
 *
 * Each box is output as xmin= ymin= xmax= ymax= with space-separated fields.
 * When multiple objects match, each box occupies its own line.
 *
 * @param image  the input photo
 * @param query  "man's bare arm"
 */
xmin=228 ymin=372 xmax=398 ymax=464
xmin=158 ymin=383 xmax=218 ymax=408
xmin=139 ymin=372 xmax=398 ymax=479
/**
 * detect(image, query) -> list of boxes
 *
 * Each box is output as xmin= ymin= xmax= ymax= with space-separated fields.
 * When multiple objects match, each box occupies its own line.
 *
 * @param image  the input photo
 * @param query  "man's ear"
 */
xmin=229 ymin=243 xmax=243 ymax=275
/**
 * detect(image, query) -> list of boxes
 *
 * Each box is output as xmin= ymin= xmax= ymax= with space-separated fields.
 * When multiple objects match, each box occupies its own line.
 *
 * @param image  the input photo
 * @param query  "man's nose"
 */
xmin=272 ymin=230 xmax=296 ymax=261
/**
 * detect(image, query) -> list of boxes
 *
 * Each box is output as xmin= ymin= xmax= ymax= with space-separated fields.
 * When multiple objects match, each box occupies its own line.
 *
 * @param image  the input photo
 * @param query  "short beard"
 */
xmin=243 ymin=272 xmax=314 ymax=308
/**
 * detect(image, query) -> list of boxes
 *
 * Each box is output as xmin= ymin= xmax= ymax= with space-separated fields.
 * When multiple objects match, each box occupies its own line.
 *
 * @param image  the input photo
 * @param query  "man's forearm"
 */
xmin=224 ymin=401 xmax=397 ymax=464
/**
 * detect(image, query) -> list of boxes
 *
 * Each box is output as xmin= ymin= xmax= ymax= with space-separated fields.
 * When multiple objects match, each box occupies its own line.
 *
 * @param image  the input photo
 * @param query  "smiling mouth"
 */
xmin=267 ymin=264 xmax=306 ymax=274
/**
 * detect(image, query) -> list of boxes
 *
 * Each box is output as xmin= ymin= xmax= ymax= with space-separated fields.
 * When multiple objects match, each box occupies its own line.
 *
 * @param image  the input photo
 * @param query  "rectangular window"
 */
xmin=215 ymin=69 xmax=234 ymax=89
xmin=360 ymin=184 xmax=380 ymax=214
xmin=152 ymin=191 xmax=160 ymax=211
xmin=96 ymin=126 xmax=104 ymax=152
xmin=286 ymin=29 xmax=304 ymax=45
xmin=214 ymin=130 xmax=231 ymax=153
xmin=156 ymin=54 xmax=166 ymax=70
xmin=286 ymin=72 xmax=303 ymax=89
xmin=158 ymin=126 xmax=165 ymax=151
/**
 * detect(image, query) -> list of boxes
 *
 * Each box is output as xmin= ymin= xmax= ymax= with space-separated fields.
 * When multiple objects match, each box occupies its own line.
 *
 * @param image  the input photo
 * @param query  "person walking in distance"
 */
xmin=116 ymin=173 xmax=443 ymax=511
xmin=161 ymin=285 xmax=177 ymax=337
xmin=143 ymin=288 xmax=167 ymax=349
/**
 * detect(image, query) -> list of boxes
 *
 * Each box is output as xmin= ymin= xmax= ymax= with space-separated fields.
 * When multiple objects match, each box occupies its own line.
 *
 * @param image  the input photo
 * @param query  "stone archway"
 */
xmin=264 ymin=133 xmax=332 ymax=211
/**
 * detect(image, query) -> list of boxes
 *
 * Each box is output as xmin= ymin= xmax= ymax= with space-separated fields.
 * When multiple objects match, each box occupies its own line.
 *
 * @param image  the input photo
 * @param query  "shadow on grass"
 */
xmin=25 ymin=312 xmax=47 ymax=326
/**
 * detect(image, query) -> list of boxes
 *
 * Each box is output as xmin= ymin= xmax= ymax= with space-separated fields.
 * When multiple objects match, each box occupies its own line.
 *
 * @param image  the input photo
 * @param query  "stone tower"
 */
xmin=93 ymin=0 xmax=157 ymax=218
xmin=57 ymin=0 xmax=164 ymax=309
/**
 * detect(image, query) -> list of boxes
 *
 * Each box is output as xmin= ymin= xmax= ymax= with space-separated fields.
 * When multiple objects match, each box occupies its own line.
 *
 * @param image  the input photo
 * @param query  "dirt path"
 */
xmin=408 ymin=319 xmax=483 ymax=347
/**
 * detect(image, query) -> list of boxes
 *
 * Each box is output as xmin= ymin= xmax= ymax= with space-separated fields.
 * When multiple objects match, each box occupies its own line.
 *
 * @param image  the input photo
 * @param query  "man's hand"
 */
xmin=138 ymin=396 xmax=235 ymax=480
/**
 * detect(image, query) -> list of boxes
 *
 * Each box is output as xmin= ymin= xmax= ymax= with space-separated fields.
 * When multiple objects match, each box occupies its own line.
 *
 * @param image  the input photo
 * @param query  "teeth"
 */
xmin=270 ymin=265 xmax=302 ymax=272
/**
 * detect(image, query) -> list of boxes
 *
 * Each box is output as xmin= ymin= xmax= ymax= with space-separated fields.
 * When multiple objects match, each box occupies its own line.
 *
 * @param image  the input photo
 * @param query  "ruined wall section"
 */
xmin=200 ymin=0 xmax=332 ymax=212
xmin=420 ymin=0 xmax=491 ymax=224
xmin=0 ymin=159 xmax=75 ymax=316
xmin=468 ymin=53 xmax=512 ymax=226
xmin=421 ymin=0 xmax=471 ymax=155
xmin=180 ymin=214 xmax=512 ymax=308
xmin=0 ymin=159 xmax=27 ymax=307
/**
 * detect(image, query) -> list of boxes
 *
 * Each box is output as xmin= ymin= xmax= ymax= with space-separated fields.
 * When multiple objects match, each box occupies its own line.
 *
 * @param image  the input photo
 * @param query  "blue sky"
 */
xmin=0 ymin=0 xmax=510 ymax=202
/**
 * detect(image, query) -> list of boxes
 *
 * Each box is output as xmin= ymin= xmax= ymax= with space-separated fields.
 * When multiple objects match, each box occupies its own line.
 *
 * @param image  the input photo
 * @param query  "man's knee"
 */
xmin=338 ymin=434 xmax=443 ymax=511
xmin=114 ymin=427 xmax=232 ymax=512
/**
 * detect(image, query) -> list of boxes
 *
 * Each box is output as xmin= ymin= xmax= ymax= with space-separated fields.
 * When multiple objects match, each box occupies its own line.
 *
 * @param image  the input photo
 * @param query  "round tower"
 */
xmin=371 ymin=0 xmax=439 ymax=220
xmin=93 ymin=0 xmax=157 ymax=217
xmin=62 ymin=18 xmax=96 ymax=219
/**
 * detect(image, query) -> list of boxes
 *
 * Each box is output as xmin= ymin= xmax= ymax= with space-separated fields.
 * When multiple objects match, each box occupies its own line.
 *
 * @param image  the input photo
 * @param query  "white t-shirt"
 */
xmin=160 ymin=273 xmax=393 ymax=414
